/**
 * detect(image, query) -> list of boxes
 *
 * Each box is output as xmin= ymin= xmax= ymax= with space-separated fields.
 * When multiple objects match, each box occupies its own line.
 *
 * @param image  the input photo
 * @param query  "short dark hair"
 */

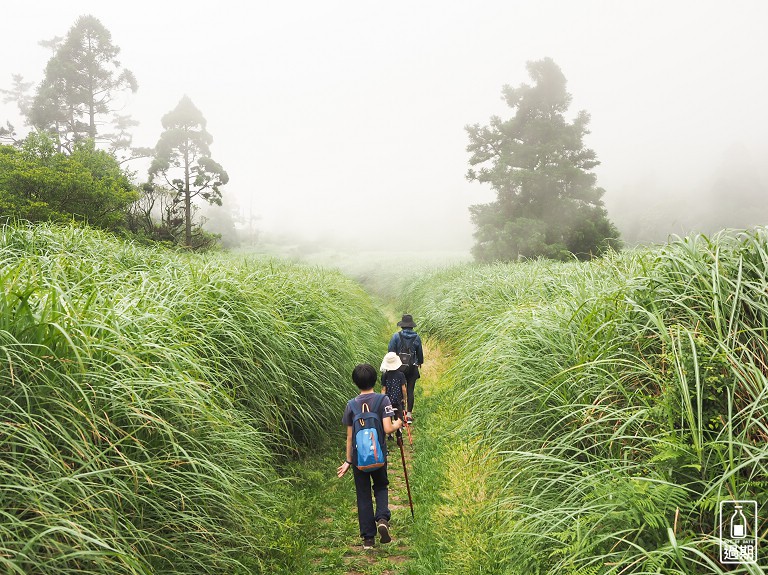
xmin=352 ymin=363 xmax=377 ymax=390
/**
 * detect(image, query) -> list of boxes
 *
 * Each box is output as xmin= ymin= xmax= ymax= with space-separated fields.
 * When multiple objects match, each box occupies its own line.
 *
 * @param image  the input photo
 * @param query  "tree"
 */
xmin=466 ymin=58 xmax=621 ymax=262
xmin=0 ymin=133 xmax=138 ymax=230
xmin=27 ymin=15 xmax=137 ymax=153
xmin=149 ymin=96 xmax=228 ymax=248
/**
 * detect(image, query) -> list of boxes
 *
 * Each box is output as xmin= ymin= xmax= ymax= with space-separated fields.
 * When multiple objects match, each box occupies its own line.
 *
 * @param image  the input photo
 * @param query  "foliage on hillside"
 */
xmin=0 ymin=222 xmax=386 ymax=574
xmin=400 ymin=230 xmax=767 ymax=574
xmin=0 ymin=135 xmax=138 ymax=231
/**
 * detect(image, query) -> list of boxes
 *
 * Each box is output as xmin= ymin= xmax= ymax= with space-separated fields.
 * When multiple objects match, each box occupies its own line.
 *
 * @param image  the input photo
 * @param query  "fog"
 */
xmin=3 ymin=1 xmax=767 ymax=253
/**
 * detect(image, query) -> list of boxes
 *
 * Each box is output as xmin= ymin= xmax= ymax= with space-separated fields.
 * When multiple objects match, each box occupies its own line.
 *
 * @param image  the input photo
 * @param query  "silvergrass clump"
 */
xmin=0 ymin=222 xmax=385 ymax=574
xmin=401 ymin=233 xmax=767 ymax=574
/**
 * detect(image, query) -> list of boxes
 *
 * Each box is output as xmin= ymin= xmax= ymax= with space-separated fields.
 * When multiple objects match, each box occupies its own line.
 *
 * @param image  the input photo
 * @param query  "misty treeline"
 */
xmin=2 ymin=16 xmax=760 ymax=260
xmin=0 ymin=15 xmax=230 ymax=249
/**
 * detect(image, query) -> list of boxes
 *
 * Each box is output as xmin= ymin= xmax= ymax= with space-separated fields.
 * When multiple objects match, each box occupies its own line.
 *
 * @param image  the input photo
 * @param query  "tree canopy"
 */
xmin=466 ymin=58 xmax=621 ymax=262
xmin=26 ymin=15 xmax=138 ymax=153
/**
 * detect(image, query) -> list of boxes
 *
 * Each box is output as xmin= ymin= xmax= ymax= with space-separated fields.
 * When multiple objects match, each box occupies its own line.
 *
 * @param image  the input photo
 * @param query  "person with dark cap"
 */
xmin=387 ymin=314 xmax=423 ymax=424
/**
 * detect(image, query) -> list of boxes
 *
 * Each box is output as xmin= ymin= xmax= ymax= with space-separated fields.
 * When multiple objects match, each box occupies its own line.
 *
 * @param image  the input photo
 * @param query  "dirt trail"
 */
xmin=294 ymin=336 xmax=459 ymax=575
xmin=339 ymin=337 xmax=450 ymax=575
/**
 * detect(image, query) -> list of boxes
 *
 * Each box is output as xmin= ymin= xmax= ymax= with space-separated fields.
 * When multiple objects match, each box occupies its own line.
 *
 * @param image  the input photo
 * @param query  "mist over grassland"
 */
xmin=236 ymin=230 xmax=472 ymax=299
xmin=605 ymin=144 xmax=768 ymax=247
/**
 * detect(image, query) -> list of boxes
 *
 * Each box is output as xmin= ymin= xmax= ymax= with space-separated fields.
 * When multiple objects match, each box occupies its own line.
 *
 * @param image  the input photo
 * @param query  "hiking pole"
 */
xmin=404 ymin=417 xmax=413 ymax=446
xmin=396 ymin=430 xmax=415 ymax=518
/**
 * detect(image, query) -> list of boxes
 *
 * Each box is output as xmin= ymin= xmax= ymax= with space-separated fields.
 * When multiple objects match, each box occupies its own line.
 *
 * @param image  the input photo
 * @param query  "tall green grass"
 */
xmin=0 ymin=222 xmax=386 ymax=574
xmin=401 ymin=231 xmax=767 ymax=574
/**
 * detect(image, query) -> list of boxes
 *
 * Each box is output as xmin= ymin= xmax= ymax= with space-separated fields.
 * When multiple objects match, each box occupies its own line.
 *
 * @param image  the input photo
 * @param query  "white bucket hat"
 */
xmin=380 ymin=351 xmax=403 ymax=372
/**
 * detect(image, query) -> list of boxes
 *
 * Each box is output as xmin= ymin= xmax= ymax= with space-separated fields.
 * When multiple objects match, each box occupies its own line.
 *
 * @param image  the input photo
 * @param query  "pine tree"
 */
xmin=466 ymin=58 xmax=621 ymax=261
xmin=27 ymin=15 xmax=137 ymax=152
xmin=149 ymin=96 xmax=228 ymax=248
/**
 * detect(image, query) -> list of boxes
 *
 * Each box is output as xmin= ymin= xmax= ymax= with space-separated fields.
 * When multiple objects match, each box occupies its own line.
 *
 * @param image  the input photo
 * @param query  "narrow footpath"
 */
xmin=279 ymin=337 xmax=503 ymax=575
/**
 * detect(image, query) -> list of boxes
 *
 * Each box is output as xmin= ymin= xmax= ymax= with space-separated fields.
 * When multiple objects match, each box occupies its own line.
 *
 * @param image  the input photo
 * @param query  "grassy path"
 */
xmin=404 ymin=339 xmax=504 ymax=575
xmin=278 ymin=337 xmax=504 ymax=575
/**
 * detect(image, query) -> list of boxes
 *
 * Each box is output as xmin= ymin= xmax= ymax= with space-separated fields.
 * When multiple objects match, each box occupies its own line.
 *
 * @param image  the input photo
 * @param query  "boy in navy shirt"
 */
xmin=337 ymin=364 xmax=403 ymax=549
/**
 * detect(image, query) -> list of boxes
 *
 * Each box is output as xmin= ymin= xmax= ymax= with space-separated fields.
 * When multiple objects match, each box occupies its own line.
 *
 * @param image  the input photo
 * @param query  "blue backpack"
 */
xmin=350 ymin=394 xmax=387 ymax=472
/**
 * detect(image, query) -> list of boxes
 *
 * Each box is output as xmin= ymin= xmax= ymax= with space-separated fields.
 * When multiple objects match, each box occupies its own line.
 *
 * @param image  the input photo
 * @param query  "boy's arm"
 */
xmin=401 ymin=383 xmax=408 ymax=411
xmin=337 ymin=426 xmax=354 ymax=478
xmin=382 ymin=415 xmax=403 ymax=435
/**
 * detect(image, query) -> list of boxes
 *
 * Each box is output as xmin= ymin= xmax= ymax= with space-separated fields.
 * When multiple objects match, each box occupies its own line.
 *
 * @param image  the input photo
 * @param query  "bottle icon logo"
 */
xmin=730 ymin=504 xmax=747 ymax=538
xmin=719 ymin=500 xmax=758 ymax=564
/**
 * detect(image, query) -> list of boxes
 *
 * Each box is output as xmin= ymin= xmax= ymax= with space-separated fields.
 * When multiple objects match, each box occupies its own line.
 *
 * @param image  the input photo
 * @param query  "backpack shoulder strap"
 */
xmin=371 ymin=393 xmax=385 ymax=416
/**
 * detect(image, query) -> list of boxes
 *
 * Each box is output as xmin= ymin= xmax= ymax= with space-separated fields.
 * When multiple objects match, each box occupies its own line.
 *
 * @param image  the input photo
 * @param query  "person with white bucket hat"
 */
xmin=380 ymin=352 xmax=407 ymax=429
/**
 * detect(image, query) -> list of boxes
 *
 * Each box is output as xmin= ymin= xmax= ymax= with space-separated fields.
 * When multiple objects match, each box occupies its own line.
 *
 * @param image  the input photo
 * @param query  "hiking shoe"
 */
xmin=377 ymin=519 xmax=392 ymax=544
xmin=363 ymin=537 xmax=375 ymax=550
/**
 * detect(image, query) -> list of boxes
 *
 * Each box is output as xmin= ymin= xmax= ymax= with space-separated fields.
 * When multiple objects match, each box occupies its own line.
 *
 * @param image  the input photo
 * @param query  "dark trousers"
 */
xmin=352 ymin=465 xmax=390 ymax=539
xmin=404 ymin=366 xmax=419 ymax=412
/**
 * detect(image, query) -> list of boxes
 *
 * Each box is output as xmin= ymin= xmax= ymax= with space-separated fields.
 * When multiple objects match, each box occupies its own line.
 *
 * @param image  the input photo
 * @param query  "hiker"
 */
xmin=337 ymin=363 xmax=404 ymax=550
xmin=387 ymin=314 xmax=423 ymax=424
xmin=380 ymin=352 xmax=407 ymax=430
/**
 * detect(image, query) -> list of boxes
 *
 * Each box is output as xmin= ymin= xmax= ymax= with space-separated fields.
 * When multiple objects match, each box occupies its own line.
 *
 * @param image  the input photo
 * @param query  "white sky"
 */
xmin=3 ymin=1 xmax=767 ymax=250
